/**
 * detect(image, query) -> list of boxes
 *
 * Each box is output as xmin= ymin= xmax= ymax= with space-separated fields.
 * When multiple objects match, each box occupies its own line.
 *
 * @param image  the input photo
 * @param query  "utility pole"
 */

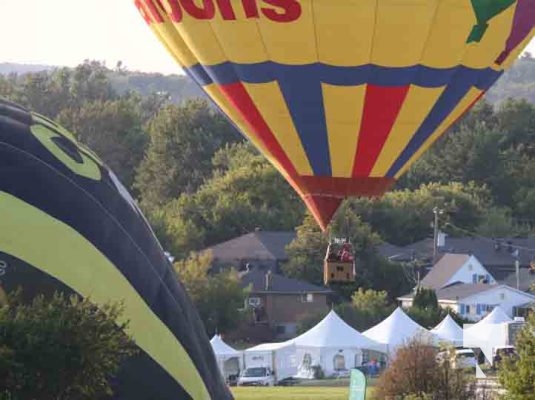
xmin=433 ymin=207 xmax=444 ymax=264
xmin=515 ymin=259 xmax=520 ymax=290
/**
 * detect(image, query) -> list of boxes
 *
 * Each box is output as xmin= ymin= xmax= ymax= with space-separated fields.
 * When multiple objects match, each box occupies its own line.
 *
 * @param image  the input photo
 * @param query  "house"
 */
xmin=202 ymin=230 xmax=296 ymax=273
xmin=397 ymin=252 xmax=535 ymax=321
xmin=240 ymin=269 xmax=332 ymax=339
xmin=419 ymin=253 xmax=496 ymax=290
xmin=398 ymin=283 xmax=535 ymax=321
xmin=378 ymin=236 xmax=535 ymax=281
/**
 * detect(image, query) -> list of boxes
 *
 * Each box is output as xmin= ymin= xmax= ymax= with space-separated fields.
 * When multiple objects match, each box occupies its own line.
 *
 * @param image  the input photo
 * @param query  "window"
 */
xmin=500 ymin=292 xmax=506 ymax=300
xmin=301 ymin=293 xmax=314 ymax=303
xmin=465 ymin=305 xmax=471 ymax=314
xmin=472 ymin=274 xmax=478 ymax=284
xmin=333 ymin=354 xmax=346 ymax=371
xmin=276 ymin=325 xmax=286 ymax=335
xmin=468 ymin=263 xmax=473 ymax=271
xmin=301 ymin=353 xmax=312 ymax=369
xmin=248 ymin=297 xmax=261 ymax=307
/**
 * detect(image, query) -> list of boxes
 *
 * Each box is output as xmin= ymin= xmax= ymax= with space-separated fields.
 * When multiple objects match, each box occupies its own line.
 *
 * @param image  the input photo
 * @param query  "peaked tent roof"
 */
xmin=421 ymin=253 xmax=471 ymax=289
xmin=291 ymin=310 xmax=385 ymax=351
xmin=363 ymin=307 xmax=438 ymax=350
xmin=210 ymin=335 xmax=241 ymax=357
xmin=431 ymin=314 xmax=463 ymax=346
xmin=464 ymin=306 xmax=513 ymax=347
xmin=473 ymin=306 xmax=512 ymax=325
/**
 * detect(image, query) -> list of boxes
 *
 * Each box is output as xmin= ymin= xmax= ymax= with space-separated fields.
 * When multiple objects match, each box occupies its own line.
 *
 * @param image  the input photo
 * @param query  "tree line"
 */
xmin=3 ymin=58 xmax=535 ymax=337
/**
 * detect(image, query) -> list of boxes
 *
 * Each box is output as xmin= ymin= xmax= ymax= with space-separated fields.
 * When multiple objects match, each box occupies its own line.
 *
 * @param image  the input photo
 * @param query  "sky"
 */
xmin=0 ymin=0 xmax=534 ymax=76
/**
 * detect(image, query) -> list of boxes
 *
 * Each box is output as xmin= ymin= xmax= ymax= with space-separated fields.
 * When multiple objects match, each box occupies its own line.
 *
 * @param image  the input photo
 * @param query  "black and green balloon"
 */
xmin=0 ymin=98 xmax=232 ymax=400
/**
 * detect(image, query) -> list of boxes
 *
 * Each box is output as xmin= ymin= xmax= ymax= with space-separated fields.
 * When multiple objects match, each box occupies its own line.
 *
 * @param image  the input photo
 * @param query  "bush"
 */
xmin=498 ymin=311 xmax=535 ymax=399
xmin=374 ymin=339 xmax=475 ymax=400
xmin=0 ymin=291 xmax=138 ymax=400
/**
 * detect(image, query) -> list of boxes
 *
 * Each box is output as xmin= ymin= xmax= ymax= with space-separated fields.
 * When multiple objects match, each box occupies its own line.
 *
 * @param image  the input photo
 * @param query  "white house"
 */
xmin=419 ymin=253 xmax=496 ymax=290
xmin=398 ymin=252 xmax=535 ymax=321
xmin=399 ymin=283 xmax=535 ymax=321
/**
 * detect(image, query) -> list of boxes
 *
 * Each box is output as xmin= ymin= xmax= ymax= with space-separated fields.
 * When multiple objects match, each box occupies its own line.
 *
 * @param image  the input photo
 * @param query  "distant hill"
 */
xmin=108 ymin=70 xmax=206 ymax=104
xmin=3 ymin=55 xmax=535 ymax=105
xmin=0 ymin=62 xmax=54 ymax=75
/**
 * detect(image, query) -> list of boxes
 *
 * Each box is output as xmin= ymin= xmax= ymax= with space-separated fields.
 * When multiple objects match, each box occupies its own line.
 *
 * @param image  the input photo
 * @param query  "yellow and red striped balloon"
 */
xmin=134 ymin=0 xmax=535 ymax=230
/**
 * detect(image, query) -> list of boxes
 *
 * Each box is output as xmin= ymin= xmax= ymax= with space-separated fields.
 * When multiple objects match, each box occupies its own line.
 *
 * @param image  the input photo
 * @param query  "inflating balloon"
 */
xmin=0 ymin=98 xmax=233 ymax=400
xmin=134 ymin=0 xmax=535 ymax=230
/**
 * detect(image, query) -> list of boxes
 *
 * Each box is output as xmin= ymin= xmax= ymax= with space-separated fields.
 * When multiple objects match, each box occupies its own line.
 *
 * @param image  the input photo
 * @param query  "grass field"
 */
xmin=231 ymin=386 xmax=375 ymax=400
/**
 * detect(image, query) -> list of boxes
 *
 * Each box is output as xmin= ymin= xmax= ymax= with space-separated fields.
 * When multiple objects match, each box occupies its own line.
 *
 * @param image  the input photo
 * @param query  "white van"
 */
xmin=237 ymin=366 xmax=275 ymax=386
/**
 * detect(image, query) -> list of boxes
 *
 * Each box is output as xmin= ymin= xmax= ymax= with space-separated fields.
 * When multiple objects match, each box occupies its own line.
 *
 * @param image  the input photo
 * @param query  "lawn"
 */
xmin=231 ymin=386 xmax=375 ymax=400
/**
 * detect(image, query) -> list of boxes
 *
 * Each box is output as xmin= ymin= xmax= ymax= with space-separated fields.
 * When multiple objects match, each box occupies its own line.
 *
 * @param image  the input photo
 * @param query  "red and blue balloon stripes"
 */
xmin=185 ymin=62 xmax=503 ymax=178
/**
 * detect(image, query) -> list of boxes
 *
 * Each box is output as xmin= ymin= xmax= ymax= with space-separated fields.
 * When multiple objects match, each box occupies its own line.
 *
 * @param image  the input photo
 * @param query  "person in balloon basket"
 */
xmin=339 ymin=244 xmax=354 ymax=263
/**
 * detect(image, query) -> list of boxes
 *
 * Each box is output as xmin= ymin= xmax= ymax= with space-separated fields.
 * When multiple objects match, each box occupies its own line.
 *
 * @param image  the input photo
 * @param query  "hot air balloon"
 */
xmin=0 ymin=98 xmax=233 ymax=400
xmin=134 ymin=0 xmax=535 ymax=230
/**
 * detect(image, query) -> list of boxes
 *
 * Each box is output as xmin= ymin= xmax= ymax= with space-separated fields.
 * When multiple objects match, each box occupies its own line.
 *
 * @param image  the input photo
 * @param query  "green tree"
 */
xmin=134 ymin=99 xmax=240 ymax=209
xmin=156 ymin=142 xmax=304 ymax=258
xmin=412 ymin=287 xmax=439 ymax=310
xmin=350 ymin=182 xmax=492 ymax=245
xmin=283 ymin=203 xmax=411 ymax=298
xmin=332 ymin=289 xmax=396 ymax=332
xmin=281 ymin=214 xmax=328 ymax=286
xmin=173 ymin=251 xmax=247 ymax=335
xmin=498 ymin=311 xmax=535 ymax=399
xmin=296 ymin=290 xmax=396 ymax=334
xmin=57 ymin=97 xmax=148 ymax=191
xmin=0 ymin=291 xmax=137 ymax=400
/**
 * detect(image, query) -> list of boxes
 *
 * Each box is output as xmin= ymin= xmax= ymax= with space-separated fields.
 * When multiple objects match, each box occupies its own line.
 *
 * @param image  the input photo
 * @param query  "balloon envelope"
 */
xmin=134 ymin=0 xmax=535 ymax=229
xmin=0 ymin=98 xmax=232 ymax=400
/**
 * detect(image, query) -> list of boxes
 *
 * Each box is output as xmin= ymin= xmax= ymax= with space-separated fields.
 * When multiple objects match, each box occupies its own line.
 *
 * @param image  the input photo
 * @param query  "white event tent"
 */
xmin=210 ymin=335 xmax=243 ymax=381
xmin=363 ymin=307 xmax=439 ymax=355
xmin=292 ymin=310 xmax=386 ymax=378
xmin=463 ymin=306 xmax=513 ymax=349
xmin=243 ymin=340 xmax=298 ymax=382
xmin=431 ymin=314 xmax=464 ymax=347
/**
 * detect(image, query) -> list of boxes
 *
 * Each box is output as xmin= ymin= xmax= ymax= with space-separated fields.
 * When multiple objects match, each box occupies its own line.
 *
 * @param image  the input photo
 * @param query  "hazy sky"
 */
xmin=1 ymin=0 xmax=534 ymax=76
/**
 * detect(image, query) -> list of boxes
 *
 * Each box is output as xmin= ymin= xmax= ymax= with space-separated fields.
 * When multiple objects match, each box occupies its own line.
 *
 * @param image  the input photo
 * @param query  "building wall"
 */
xmin=446 ymin=256 xmax=496 ymax=287
xmin=457 ymin=286 xmax=535 ymax=321
xmin=265 ymin=293 xmax=329 ymax=337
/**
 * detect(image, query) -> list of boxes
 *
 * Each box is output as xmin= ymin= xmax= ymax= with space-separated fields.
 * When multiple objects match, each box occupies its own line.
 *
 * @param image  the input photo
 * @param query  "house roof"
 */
xmin=376 ymin=242 xmax=406 ymax=260
xmin=379 ymin=236 xmax=535 ymax=272
xmin=240 ymin=269 xmax=332 ymax=294
xmin=399 ymin=282 xmax=496 ymax=302
xmin=499 ymin=269 xmax=535 ymax=292
xmin=204 ymin=231 xmax=296 ymax=262
xmin=420 ymin=253 xmax=471 ymax=289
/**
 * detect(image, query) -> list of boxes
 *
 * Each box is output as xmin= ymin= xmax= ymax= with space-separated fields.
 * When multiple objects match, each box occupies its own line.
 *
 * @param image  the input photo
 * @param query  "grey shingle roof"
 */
xmin=240 ymin=269 xmax=331 ymax=294
xmin=204 ymin=231 xmax=296 ymax=261
xmin=499 ymin=269 xmax=535 ymax=293
xmin=420 ymin=253 xmax=470 ymax=290
xmin=378 ymin=236 xmax=535 ymax=278
xmin=399 ymin=283 xmax=497 ymax=302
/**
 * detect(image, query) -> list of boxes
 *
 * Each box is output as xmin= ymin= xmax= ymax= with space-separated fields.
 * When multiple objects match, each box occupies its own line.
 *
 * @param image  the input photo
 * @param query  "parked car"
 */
xmin=237 ymin=367 xmax=275 ymax=386
xmin=492 ymin=346 xmax=518 ymax=369
xmin=437 ymin=349 xmax=477 ymax=370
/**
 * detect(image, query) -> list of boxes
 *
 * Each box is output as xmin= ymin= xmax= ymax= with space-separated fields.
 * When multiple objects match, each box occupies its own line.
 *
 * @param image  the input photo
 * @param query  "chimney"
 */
xmin=265 ymin=270 xmax=273 ymax=291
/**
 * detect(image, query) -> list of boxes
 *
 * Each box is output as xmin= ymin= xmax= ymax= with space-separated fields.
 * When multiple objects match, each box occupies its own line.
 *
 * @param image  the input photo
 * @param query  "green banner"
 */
xmin=349 ymin=369 xmax=367 ymax=400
